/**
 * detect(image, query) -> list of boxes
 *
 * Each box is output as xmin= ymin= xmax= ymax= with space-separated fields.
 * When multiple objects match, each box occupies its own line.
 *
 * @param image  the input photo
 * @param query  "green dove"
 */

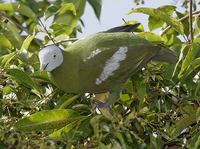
xmin=38 ymin=24 xmax=177 ymax=105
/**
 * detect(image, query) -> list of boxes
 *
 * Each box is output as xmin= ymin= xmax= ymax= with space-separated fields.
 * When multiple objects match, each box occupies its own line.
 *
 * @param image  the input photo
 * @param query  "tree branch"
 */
xmin=189 ymin=0 xmax=193 ymax=43
xmin=160 ymin=10 xmax=200 ymax=36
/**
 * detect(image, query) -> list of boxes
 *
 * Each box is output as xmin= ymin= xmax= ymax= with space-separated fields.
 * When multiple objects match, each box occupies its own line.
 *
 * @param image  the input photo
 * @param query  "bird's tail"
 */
xmin=153 ymin=47 xmax=178 ymax=64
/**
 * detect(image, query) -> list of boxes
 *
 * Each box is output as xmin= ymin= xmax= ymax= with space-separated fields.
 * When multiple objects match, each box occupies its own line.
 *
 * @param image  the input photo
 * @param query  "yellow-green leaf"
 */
xmin=129 ymin=7 xmax=184 ymax=34
xmin=14 ymin=109 xmax=79 ymax=132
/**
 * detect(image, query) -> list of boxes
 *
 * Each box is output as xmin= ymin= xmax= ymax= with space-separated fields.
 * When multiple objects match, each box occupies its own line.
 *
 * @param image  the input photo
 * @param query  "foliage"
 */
xmin=0 ymin=0 xmax=200 ymax=148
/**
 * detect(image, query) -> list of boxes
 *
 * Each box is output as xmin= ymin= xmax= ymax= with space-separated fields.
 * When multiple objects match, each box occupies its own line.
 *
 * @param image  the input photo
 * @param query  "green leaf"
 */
xmin=44 ymin=4 xmax=58 ymax=20
xmin=0 ymin=35 xmax=12 ymax=49
xmin=1 ymin=52 xmax=16 ymax=67
xmin=129 ymin=7 xmax=184 ymax=34
xmin=169 ymin=112 xmax=197 ymax=139
xmin=56 ymin=94 xmax=80 ymax=109
xmin=19 ymin=33 xmax=35 ymax=52
xmin=90 ymin=115 xmax=102 ymax=137
xmin=14 ymin=109 xmax=79 ymax=132
xmin=188 ymin=132 xmax=200 ymax=149
xmin=196 ymin=107 xmax=200 ymax=123
xmin=180 ymin=57 xmax=200 ymax=79
xmin=56 ymin=3 xmax=76 ymax=16
xmin=8 ymin=69 xmax=39 ymax=91
xmin=0 ymin=3 xmax=36 ymax=20
xmin=2 ymin=86 xmax=11 ymax=95
xmin=138 ymin=32 xmax=164 ymax=43
xmin=2 ymin=21 xmax=23 ymax=49
xmin=49 ymin=120 xmax=79 ymax=139
xmin=148 ymin=16 xmax=164 ymax=31
xmin=49 ymin=116 xmax=88 ymax=140
xmin=148 ymin=5 xmax=176 ymax=31
xmin=178 ymin=43 xmax=200 ymax=78
xmin=172 ymin=44 xmax=188 ymax=78
xmin=50 ymin=24 xmax=74 ymax=36
xmin=87 ymin=0 xmax=102 ymax=20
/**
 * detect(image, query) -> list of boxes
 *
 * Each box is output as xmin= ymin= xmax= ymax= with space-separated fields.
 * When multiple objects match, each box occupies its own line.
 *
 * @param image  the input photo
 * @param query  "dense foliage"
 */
xmin=0 ymin=0 xmax=199 ymax=148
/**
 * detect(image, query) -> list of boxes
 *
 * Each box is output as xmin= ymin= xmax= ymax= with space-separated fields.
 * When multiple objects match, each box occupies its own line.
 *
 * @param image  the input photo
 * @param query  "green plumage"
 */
xmin=48 ymin=30 xmax=177 ymax=94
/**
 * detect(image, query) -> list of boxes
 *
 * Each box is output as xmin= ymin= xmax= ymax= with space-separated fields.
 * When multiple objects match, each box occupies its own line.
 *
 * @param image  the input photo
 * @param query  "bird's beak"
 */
xmin=40 ymin=63 xmax=49 ymax=71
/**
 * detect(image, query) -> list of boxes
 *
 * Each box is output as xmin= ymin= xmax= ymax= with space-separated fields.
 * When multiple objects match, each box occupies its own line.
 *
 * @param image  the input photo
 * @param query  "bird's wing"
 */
xmin=72 ymin=32 xmax=159 ymax=92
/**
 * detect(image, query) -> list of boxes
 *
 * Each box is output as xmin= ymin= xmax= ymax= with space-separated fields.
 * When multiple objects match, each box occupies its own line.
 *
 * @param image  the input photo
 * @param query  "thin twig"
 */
xmin=189 ymin=0 xmax=193 ymax=43
xmin=38 ymin=18 xmax=57 ymax=46
xmin=161 ymin=10 xmax=200 ymax=36
xmin=44 ymin=38 xmax=78 ymax=47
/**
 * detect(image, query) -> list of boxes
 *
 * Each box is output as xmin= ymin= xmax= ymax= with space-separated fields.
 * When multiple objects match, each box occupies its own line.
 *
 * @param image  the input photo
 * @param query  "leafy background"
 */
xmin=0 ymin=0 xmax=200 ymax=148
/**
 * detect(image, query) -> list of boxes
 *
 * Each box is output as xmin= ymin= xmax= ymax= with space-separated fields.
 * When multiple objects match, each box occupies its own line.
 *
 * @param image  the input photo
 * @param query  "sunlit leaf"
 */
xmin=56 ymin=3 xmax=76 ymax=16
xmin=1 ymin=51 xmax=16 ymax=67
xmin=14 ymin=109 xmax=79 ymax=132
xmin=50 ymin=116 xmax=88 ymax=140
xmin=129 ymin=7 xmax=184 ymax=34
xmin=0 ymin=35 xmax=12 ymax=49
xmin=19 ymin=32 xmax=35 ymax=52
xmin=138 ymin=32 xmax=165 ymax=43
xmin=178 ymin=43 xmax=200 ymax=79
xmin=0 ymin=3 xmax=36 ymax=19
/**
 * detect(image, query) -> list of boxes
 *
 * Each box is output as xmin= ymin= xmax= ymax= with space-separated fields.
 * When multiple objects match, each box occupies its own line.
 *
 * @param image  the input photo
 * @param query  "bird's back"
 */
xmin=51 ymin=32 xmax=177 ymax=93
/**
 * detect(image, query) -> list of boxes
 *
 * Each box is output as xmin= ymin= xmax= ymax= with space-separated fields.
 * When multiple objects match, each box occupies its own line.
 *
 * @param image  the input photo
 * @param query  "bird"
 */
xmin=38 ymin=24 xmax=177 ymax=108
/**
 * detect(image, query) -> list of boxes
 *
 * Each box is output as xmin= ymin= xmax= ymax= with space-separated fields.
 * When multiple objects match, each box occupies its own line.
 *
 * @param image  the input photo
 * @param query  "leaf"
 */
xmin=19 ymin=33 xmax=35 ymax=52
xmin=181 ymin=57 xmax=200 ymax=79
xmin=72 ymin=0 xmax=86 ymax=17
xmin=0 ymin=35 xmax=12 ymax=49
xmin=1 ymin=52 xmax=16 ymax=67
xmin=8 ymin=69 xmax=39 ymax=91
xmin=13 ymin=109 xmax=79 ymax=132
xmin=44 ymin=4 xmax=58 ymax=20
xmin=2 ymin=20 xmax=23 ymax=49
xmin=196 ymin=107 xmax=200 ymax=123
xmin=50 ymin=24 xmax=74 ymax=36
xmin=49 ymin=116 xmax=88 ymax=140
xmin=188 ymin=132 xmax=200 ymax=149
xmin=49 ymin=120 xmax=79 ymax=139
xmin=158 ymin=5 xmax=176 ymax=16
xmin=56 ymin=94 xmax=80 ymax=109
xmin=90 ymin=115 xmax=102 ymax=137
xmin=169 ymin=112 xmax=196 ymax=139
xmin=56 ymin=3 xmax=76 ymax=16
xmin=138 ymin=32 xmax=165 ymax=43
xmin=178 ymin=43 xmax=200 ymax=78
xmin=129 ymin=7 xmax=184 ymax=34
xmin=172 ymin=44 xmax=188 ymax=78
xmin=148 ymin=16 xmax=164 ymax=31
xmin=87 ymin=0 xmax=102 ymax=20
xmin=148 ymin=5 xmax=176 ymax=31
xmin=0 ymin=3 xmax=36 ymax=20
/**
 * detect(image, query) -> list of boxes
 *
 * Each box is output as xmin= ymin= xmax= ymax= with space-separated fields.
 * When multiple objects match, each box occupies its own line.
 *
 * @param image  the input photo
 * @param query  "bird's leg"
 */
xmin=93 ymin=92 xmax=113 ymax=119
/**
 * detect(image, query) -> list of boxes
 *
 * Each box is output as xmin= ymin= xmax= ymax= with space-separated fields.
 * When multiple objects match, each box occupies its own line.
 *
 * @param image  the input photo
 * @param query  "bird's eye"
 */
xmin=53 ymin=54 xmax=56 ymax=59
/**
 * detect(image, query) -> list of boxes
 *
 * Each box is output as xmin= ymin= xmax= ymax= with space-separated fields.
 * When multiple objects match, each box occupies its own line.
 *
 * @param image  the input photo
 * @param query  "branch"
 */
xmin=160 ymin=10 xmax=200 ymax=36
xmin=189 ymin=0 xmax=193 ymax=43
xmin=44 ymin=38 xmax=78 ymax=47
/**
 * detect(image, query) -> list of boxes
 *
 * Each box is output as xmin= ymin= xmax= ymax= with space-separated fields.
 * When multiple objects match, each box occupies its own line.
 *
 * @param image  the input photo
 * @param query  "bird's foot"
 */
xmin=93 ymin=100 xmax=113 ymax=114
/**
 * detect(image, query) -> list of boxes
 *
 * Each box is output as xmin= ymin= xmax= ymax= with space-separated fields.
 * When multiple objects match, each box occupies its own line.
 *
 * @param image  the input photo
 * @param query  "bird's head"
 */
xmin=38 ymin=45 xmax=63 ymax=72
